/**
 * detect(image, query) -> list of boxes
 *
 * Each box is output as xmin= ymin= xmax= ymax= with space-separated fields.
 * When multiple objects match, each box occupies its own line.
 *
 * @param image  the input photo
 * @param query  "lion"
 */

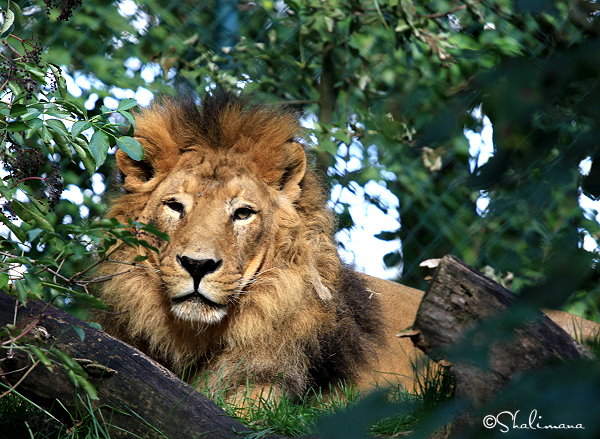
xmin=95 ymin=92 xmax=599 ymax=403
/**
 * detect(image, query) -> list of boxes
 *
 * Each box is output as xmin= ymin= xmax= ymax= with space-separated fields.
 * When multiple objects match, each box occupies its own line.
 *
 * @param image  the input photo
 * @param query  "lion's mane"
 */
xmin=96 ymin=93 xmax=382 ymax=396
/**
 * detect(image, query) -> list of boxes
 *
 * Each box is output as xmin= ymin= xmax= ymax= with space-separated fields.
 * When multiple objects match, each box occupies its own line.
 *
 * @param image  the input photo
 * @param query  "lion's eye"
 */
xmin=165 ymin=200 xmax=185 ymax=216
xmin=233 ymin=207 xmax=256 ymax=221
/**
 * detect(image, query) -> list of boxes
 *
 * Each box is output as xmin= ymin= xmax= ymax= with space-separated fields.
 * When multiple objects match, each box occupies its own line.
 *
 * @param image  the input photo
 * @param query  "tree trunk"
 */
xmin=0 ymin=292 xmax=295 ymax=439
xmin=410 ymin=255 xmax=593 ymax=431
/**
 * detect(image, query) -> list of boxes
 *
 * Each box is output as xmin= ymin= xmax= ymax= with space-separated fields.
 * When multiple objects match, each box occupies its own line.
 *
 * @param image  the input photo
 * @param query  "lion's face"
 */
xmin=141 ymin=152 xmax=280 ymax=324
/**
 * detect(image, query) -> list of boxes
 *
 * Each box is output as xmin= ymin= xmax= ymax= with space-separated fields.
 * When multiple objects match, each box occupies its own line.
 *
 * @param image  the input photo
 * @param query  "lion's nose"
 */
xmin=176 ymin=255 xmax=222 ymax=286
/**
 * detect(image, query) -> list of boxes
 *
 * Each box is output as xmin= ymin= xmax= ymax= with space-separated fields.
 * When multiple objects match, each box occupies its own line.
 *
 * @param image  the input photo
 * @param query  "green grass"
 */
xmin=190 ymin=362 xmax=455 ymax=438
xmin=0 ymin=391 xmax=141 ymax=439
xmin=229 ymin=385 xmax=362 ymax=437
xmin=583 ymin=328 xmax=600 ymax=357
xmin=0 ymin=392 xmax=57 ymax=438
xmin=370 ymin=364 xmax=455 ymax=437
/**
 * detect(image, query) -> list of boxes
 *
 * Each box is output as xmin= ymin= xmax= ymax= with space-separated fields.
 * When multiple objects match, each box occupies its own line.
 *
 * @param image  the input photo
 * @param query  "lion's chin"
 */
xmin=170 ymin=301 xmax=228 ymax=325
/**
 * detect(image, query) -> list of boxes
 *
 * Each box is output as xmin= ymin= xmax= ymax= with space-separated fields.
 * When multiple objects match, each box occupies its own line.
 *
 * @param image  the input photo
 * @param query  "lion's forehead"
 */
xmin=158 ymin=162 xmax=268 ymax=204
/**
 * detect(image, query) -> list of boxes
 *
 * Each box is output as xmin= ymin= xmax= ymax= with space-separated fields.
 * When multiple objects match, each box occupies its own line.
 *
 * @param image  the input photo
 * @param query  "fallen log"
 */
xmin=410 ymin=255 xmax=594 ymax=430
xmin=0 ymin=291 xmax=293 ymax=439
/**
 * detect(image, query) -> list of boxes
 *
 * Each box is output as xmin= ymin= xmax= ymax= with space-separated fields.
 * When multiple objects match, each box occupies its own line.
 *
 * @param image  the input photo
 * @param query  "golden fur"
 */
xmin=96 ymin=93 xmax=383 ymax=399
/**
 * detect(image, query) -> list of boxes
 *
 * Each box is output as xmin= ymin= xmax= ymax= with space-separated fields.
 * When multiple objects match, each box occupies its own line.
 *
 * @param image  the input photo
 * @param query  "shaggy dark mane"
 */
xmin=147 ymin=92 xmax=301 ymax=152
xmin=310 ymin=266 xmax=383 ymax=389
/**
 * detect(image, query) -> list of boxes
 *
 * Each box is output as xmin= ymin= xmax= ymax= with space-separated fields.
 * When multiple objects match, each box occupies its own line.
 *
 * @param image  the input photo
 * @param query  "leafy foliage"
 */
xmin=0 ymin=0 xmax=148 ymax=406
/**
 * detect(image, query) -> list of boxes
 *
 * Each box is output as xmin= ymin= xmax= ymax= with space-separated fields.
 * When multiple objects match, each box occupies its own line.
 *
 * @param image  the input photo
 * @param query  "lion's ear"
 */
xmin=116 ymin=138 xmax=180 ymax=193
xmin=279 ymin=142 xmax=307 ymax=200
xmin=116 ymin=149 xmax=154 ymax=192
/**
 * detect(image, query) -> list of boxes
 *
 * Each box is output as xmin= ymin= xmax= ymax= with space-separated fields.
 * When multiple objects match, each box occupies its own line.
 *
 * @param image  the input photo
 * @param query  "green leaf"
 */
xmin=7 ymin=121 xmax=28 ymax=131
xmin=24 ymin=117 xmax=42 ymax=132
xmin=77 ymin=375 xmax=99 ymax=400
xmin=88 ymin=322 xmax=102 ymax=330
xmin=24 ymin=272 xmax=43 ymax=299
xmin=88 ymin=131 xmax=110 ymax=168
xmin=52 ymin=348 xmax=99 ymax=400
xmin=18 ymin=63 xmax=46 ymax=82
xmin=7 ymin=80 xmax=21 ymax=97
xmin=71 ymin=325 xmax=85 ymax=342
xmin=27 ymin=228 xmax=43 ymax=242
xmin=46 ymin=119 xmax=69 ymax=137
xmin=51 ymin=348 xmax=82 ymax=372
xmin=68 ymin=291 xmax=108 ymax=310
xmin=116 ymin=136 xmax=144 ymax=161
xmin=71 ymin=120 xmax=92 ymax=138
xmin=71 ymin=138 xmax=96 ymax=174
xmin=316 ymin=137 xmax=338 ymax=156
xmin=0 ymin=272 xmax=9 ymax=290
xmin=133 ymin=221 xmax=170 ymax=242
xmin=25 ymin=119 xmax=43 ymax=140
xmin=8 ymin=0 xmax=23 ymax=26
xmin=117 ymin=98 xmax=138 ymax=111
xmin=55 ymin=97 xmax=87 ymax=118
xmin=9 ymin=103 xmax=28 ymax=117
xmin=29 ymin=196 xmax=49 ymax=215
xmin=0 ymin=212 xmax=26 ymax=242
xmin=9 ymin=201 xmax=54 ymax=232
xmin=40 ymin=126 xmax=53 ymax=143
xmin=118 ymin=110 xmax=135 ymax=128
xmin=51 ymin=131 xmax=73 ymax=158
xmin=1 ymin=5 xmax=15 ymax=39
xmin=30 ymin=346 xmax=53 ymax=369
xmin=13 ymin=279 xmax=29 ymax=304
xmin=45 ymin=108 xmax=71 ymax=118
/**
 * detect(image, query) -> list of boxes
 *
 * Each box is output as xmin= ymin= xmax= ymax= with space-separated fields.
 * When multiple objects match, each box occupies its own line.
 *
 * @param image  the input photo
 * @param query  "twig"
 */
xmin=272 ymin=99 xmax=318 ymax=106
xmin=1 ymin=298 xmax=53 ymax=347
xmin=0 ymin=251 xmax=28 ymax=261
xmin=1 ymin=249 xmax=135 ymax=291
xmin=0 ymin=363 xmax=30 ymax=377
xmin=7 ymin=300 xmax=18 ymax=358
xmin=78 ymin=269 xmax=133 ymax=284
xmin=418 ymin=5 xmax=466 ymax=19
xmin=1 ymin=41 xmax=21 ymax=57
xmin=0 ymin=77 xmax=10 ymax=92
xmin=1 ymin=316 xmax=41 ymax=346
xmin=41 ymin=267 xmax=71 ymax=284
xmin=54 ymin=256 xmax=66 ymax=284
xmin=0 ymin=360 xmax=40 ymax=399
xmin=12 ymin=177 xmax=47 ymax=188
xmin=373 ymin=0 xmax=390 ymax=29
xmin=69 ymin=245 xmax=121 ymax=280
